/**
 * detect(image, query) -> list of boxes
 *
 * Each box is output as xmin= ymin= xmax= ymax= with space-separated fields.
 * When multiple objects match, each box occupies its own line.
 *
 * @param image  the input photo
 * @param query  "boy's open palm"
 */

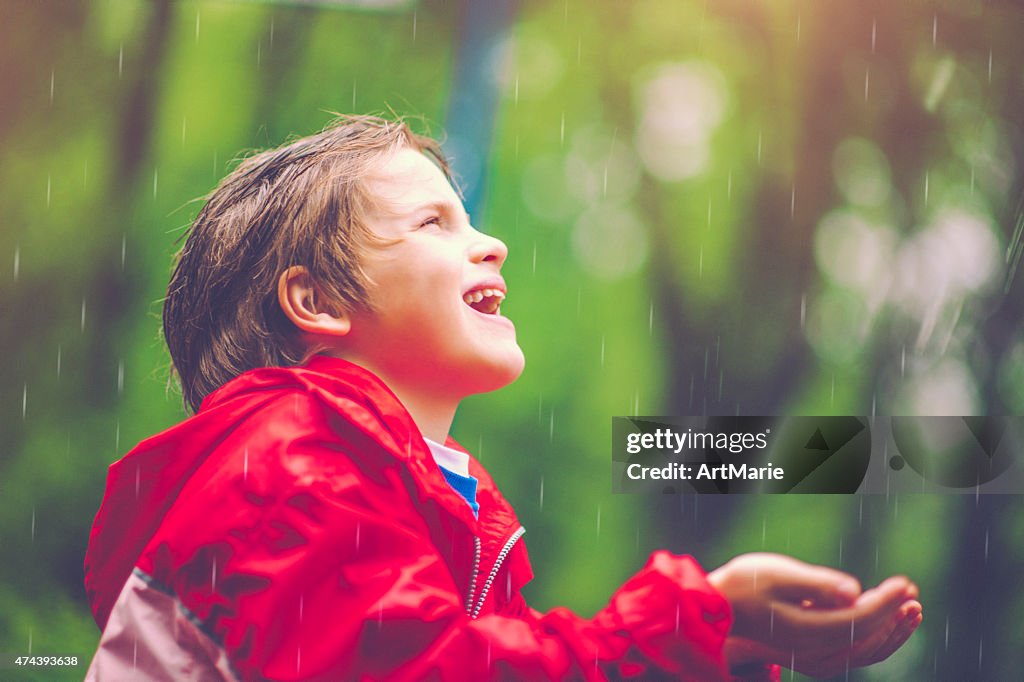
xmin=708 ymin=553 xmax=922 ymax=679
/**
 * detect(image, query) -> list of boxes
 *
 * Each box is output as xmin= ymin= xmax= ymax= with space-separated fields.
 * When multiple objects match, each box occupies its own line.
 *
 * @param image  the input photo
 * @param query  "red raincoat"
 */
xmin=84 ymin=355 xmax=777 ymax=680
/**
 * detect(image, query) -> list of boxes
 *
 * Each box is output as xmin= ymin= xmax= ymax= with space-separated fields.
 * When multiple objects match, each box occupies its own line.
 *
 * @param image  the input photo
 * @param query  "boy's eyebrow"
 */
xmin=404 ymin=200 xmax=470 ymax=223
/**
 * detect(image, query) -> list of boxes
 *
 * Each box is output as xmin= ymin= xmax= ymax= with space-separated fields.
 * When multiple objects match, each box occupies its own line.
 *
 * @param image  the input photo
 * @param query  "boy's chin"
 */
xmin=465 ymin=353 xmax=525 ymax=395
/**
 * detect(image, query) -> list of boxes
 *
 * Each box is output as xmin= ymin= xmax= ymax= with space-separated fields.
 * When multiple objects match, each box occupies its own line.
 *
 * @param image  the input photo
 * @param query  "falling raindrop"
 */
xmin=944 ymin=616 xmax=950 ymax=650
xmin=727 ymin=171 xmax=732 ymax=198
xmin=799 ymin=293 xmax=806 ymax=329
xmin=81 ymin=297 xmax=87 ymax=332
xmin=211 ymin=557 xmax=217 ymax=590
xmin=932 ymin=14 xmax=937 ymax=47
xmin=790 ymin=185 xmax=796 ymax=218
xmin=648 ymin=301 xmax=653 ymax=335
xmin=600 ymin=335 xmax=605 ymax=368
xmin=299 ymin=593 xmax=304 ymax=623
xmin=47 ymin=175 xmax=51 ymax=208
xmin=987 ymin=49 xmax=992 ymax=83
xmin=595 ymin=505 xmax=601 ymax=537
xmin=412 ymin=10 xmax=417 ymax=41
xmin=22 ymin=383 xmax=27 ymax=419
xmin=49 ymin=69 xmax=55 ymax=104
xmin=559 ymin=112 xmax=565 ymax=146
xmin=538 ymin=475 xmax=544 ymax=510
xmin=900 ymin=345 xmax=906 ymax=377
xmin=243 ymin=447 xmax=249 ymax=482
xmin=31 ymin=505 xmax=36 ymax=541
xmin=514 ymin=74 xmax=519 ymax=105
xmin=698 ymin=245 xmax=704 ymax=278
xmin=978 ymin=637 xmax=983 ymax=669
xmin=757 ymin=131 xmax=763 ymax=164
xmin=871 ymin=18 xmax=877 ymax=53
xmin=153 ymin=167 xmax=159 ymax=199
xmin=115 ymin=419 xmax=120 ymax=452
xmin=706 ymin=199 xmax=712 ymax=228
xmin=549 ymin=409 xmax=554 ymax=442
xmin=531 ymin=241 xmax=537 ymax=273
xmin=118 ymin=43 xmax=124 ymax=79
xmin=195 ymin=10 xmax=201 ymax=41
xmin=122 ymin=234 xmax=127 ymax=270
xmin=924 ymin=171 xmax=929 ymax=205
xmin=864 ymin=68 xmax=870 ymax=101
xmin=352 ymin=79 xmax=357 ymax=110
xmin=117 ymin=360 xmax=125 ymax=394
xmin=12 ymin=245 xmax=18 ymax=281
xmin=56 ymin=345 xmax=61 ymax=377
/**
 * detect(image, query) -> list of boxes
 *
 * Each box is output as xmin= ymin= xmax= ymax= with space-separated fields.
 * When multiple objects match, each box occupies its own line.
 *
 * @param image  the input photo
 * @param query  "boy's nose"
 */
xmin=468 ymin=229 xmax=508 ymax=268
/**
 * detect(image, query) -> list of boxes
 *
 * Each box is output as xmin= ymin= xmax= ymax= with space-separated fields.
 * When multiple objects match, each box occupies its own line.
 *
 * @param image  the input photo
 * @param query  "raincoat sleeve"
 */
xmin=89 ymin=393 xmax=777 ymax=681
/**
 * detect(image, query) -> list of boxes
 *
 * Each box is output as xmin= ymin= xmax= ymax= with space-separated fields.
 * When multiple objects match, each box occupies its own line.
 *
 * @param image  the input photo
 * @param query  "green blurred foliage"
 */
xmin=1 ymin=1 xmax=1023 ymax=679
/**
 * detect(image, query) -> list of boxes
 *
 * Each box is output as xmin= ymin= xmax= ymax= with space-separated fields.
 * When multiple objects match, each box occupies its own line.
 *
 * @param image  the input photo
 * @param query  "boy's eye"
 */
xmin=419 ymin=216 xmax=442 ymax=229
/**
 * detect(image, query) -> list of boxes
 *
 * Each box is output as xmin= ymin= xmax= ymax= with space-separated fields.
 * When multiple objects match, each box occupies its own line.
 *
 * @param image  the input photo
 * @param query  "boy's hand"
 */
xmin=708 ymin=553 xmax=922 ymax=679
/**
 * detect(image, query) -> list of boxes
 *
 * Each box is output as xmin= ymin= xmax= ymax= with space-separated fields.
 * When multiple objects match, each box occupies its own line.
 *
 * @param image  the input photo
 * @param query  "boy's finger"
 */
xmin=848 ymin=577 xmax=916 ymax=632
xmin=770 ymin=577 xmax=911 ymax=644
xmin=787 ymin=604 xmax=921 ymax=676
xmin=858 ymin=604 xmax=922 ymax=666
xmin=768 ymin=560 xmax=862 ymax=607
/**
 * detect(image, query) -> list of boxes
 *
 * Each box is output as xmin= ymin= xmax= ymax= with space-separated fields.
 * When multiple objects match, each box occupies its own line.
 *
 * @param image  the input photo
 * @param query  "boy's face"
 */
xmin=343 ymin=147 xmax=525 ymax=399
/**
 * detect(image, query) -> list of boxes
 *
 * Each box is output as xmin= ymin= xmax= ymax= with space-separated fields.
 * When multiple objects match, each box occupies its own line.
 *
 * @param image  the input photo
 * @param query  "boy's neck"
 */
xmin=327 ymin=353 xmax=456 ymax=442
xmin=387 ymin=384 xmax=456 ymax=444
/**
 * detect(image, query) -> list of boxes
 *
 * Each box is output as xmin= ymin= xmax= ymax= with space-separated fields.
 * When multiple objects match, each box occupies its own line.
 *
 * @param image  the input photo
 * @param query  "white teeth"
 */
xmin=462 ymin=288 xmax=506 ymax=308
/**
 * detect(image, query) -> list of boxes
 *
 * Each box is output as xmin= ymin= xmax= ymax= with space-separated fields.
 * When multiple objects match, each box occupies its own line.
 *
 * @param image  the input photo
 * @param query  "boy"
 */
xmin=84 ymin=116 xmax=921 ymax=680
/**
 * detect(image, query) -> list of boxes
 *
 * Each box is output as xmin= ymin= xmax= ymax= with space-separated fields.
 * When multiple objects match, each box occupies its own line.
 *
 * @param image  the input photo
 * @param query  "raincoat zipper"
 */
xmin=466 ymin=526 xmax=525 ymax=619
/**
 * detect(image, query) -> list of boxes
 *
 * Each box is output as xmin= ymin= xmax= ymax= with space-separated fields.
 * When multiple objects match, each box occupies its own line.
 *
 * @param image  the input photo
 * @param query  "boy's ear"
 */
xmin=277 ymin=266 xmax=351 ymax=337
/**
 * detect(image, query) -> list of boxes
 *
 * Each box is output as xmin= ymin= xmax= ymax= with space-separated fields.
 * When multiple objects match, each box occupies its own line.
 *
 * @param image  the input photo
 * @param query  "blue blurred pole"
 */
xmin=443 ymin=0 xmax=520 ymax=225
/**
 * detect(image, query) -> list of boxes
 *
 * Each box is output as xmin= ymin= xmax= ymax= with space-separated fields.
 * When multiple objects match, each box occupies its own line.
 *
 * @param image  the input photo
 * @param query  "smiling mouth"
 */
xmin=463 ymin=288 xmax=505 ymax=315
